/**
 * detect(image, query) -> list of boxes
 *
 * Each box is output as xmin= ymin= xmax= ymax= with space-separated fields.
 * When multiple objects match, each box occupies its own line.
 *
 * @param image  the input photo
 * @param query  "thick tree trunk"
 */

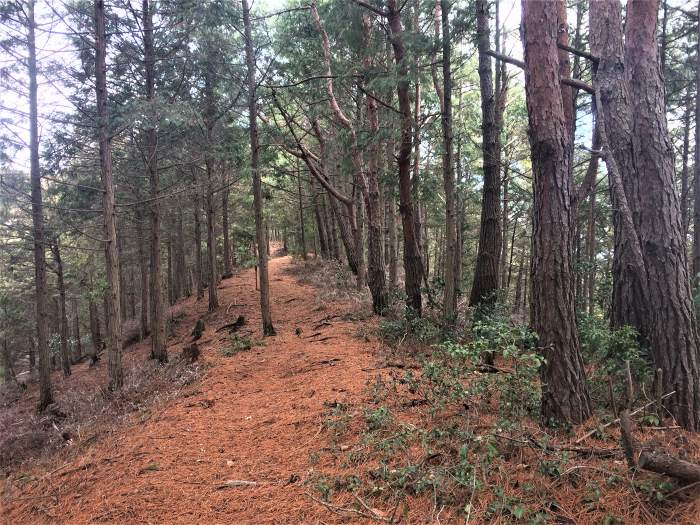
xmin=94 ymin=0 xmax=123 ymax=389
xmin=692 ymin=4 xmax=700 ymax=278
xmin=624 ymin=0 xmax=700 ymax=430
xmin=590 ymin=0 xmax=649 ymax=340
xmin=51 ymin=240 xmax=71 ymax=377
xmin=243 ymin=0 xmax=275 ymax=335
xmin=26 ymin=0 xmax=52 ymax=410
xmin=521 ymin=0 xmax=591 ymax=425
xmin=387 ymin=0 xmax=423 ymax=316
xmin=470 ymin=0 xmax=502 ymax=309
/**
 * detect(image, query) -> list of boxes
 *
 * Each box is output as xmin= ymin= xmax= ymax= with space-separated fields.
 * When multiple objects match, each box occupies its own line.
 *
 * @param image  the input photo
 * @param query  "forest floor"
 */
xmin=3 ymin=253 xmax=700 ymax=524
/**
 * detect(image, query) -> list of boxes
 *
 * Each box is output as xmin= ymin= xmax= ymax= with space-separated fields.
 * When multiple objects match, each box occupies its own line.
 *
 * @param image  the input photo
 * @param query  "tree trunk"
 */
xmin=94 ymin=0 xmax=123 ymax=389
xmin=51 ymin=240 xmax=71 ymax=377
xmin=72 ymin=298 xmax=82 ymax=361
xmin=26 ymin=0 xmax=52 ymax=410
xmin=694 ymin=0 xmax=700 ymax=281
xmin=586 ymin=191 xmax=597 ymax=317
xmin=624 ymin=0 xmax=700 ymax=430
xmin=681 ymin=97 xmax=691 ymax=237
xmin=522 ymin=0 xmax=591 ymax=425
xmin=297 ymin=163 xmax=307 ymax=260
xmin=243 ymin=0 xmax=275 ymax=336
xmin=387 ymin=0 xmax=423 ymax=316
xmin=192 ymin=172 xmax=204 ymax=300
xmin=88 ymin=292 xmax=102 ymax=360
xmin=135 ymin=207 xmax=149 ymax=338
xmin=222 ymin=173 xmax=233 ymax=276
xmin=435 ymin=0 xmax=458 ymax=321
xmin=470 ymin=0 xmax=502 ymax=309
xmin=142 ymin=0 xmax=166 ymax=362
xmin=590 ymin=0 xmax=649 ymax=340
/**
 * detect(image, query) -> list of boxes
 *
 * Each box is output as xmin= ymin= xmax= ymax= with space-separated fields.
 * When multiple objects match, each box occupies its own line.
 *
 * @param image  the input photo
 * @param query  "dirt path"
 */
xmin=3 ymin=255 xmax=380 ymax=524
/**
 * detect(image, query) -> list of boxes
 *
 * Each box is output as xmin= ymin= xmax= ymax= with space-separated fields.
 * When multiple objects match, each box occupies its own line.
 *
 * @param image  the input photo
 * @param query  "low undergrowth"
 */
xmin=309 ymin=309 xmax=699 ymax=523
xmin=0 ymin=357 xmax=206 ymax=472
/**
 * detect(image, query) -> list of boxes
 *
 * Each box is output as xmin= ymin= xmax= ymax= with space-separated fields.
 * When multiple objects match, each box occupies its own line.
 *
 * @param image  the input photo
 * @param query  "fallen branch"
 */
xmin=574 ymin=390 xmax=676 ymax=444
xmin=620 ymin=410 xmax=700 ymax=483
xmin=307 ymin=492 xmax=391 ymax=522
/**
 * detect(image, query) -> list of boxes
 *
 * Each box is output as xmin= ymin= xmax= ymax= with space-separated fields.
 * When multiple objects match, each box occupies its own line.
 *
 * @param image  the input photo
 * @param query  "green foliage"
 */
xmin=220 ymin=334 xmax=261 ymax=357
xmin=579 ymin=316 xmax=650 ymax=407
xmin=425 ymin=312 xmax=542 ymax=426
xmin=378 ymin=314 xmax=442 ymax=346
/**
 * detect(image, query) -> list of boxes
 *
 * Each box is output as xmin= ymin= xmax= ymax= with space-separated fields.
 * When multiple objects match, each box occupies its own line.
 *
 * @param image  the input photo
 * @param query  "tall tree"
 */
xmin=470 ymin=0 xmax=501 ymax=310
xmin=437 ymin=0 xmax=458 ymax=321
xmin=142 ymin=0 xmax=167 ymax=362
xmin=243 ymin=0 xmax=275 ymax=335
xmin=521 ymin=0 xmax=591 ymax=425
xmin=94 ymin=0 xmax=124 ymax=390
xmin=624 ymin=0 xmax=700 ymax=430
xmin=26 ymin=0 xmax=52 ymax=409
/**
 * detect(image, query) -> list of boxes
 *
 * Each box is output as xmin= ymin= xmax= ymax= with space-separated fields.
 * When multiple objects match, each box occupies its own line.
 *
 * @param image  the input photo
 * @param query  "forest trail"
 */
xmin=3 ymin=254 xmax=380 ymax=524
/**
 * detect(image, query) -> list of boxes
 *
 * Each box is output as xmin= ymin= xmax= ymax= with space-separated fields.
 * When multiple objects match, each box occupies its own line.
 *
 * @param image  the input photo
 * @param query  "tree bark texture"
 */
xmin=521 ymin=0 xmax=591 ymax=425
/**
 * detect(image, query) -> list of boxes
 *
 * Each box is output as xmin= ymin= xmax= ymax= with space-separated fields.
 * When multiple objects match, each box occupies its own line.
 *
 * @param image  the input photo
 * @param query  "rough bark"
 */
xmin=589 ymin=0 xmax=649 ymax=339
xmin=243 ymin=0 xmax=275 ymax=335
xmin=387 ymin=0 xmax=423 ymax=315
xmin=692 ymin=0 xmax=700 ymax=278
xmin=94 ymin=0 xmax=123 ymax=389
xmin=470 ymin=0 xmax=502 ymax=309
xmin=26 ymin=0 xmax=52 ymax=410
xmin=624 ymin=0 xmax=700 ymax=430
xmin=521 ymin=0 xmax=591 ymax=425
xmin=192 ymin=171 xmax=204 ymax=300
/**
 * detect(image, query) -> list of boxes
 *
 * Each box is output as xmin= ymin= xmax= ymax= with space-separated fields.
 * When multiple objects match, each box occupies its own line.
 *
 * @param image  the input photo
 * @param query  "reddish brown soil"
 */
xmin=2 ymin=255 xmax=380 ymax=524
xmin=3 ymin=255 xmax=700 ymax=524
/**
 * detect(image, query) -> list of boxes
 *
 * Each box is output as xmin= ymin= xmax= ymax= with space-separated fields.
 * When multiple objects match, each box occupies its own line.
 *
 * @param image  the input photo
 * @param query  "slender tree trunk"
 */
xmin=297 ymin=163 xmax=307 ymax=260
xmin=222 ymin=173 xmax=233 ymax=276
xmin=470 ymin=0 xmax=502 ymax=309
xmin=142 ymin=0 xmax=166 ymax=362
xmin=522 ymin=0 xmax=591 ymax=425
xmin=435 ymin=0 xmax=458 ymax=321
xmin=243 ymin=0 xmax=275 ymax=335
xmin=387 ymin=0 xmax=423 ymax=316
xmin=51 ymin=240 xmax=71 ymax=377
xmin=192 ymin=172 xmax=204 ymax=300
xmin=681 ymin=99 xmax=691 ymax=236
xmin=386 ymin=140 xmax=398 ymax=288
xmin=94 ymin=0 xmax=123 ymax=389
xmin=26 ymin=0 xmax=52 ymax=410
xmin=514 ymin=249 xmax=524 ymax=314
xmin=695 ymin=0 xmax=700 ymax=280
xmin=500 ymin=172 xmax=509 ymax=288
xmin=586 ymin=191 xmax=597 ymax=317
xmin=72 ymin=298 xmax=82 ymax=361
xmin=135 ymin=208 xmax=149 ymax=338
